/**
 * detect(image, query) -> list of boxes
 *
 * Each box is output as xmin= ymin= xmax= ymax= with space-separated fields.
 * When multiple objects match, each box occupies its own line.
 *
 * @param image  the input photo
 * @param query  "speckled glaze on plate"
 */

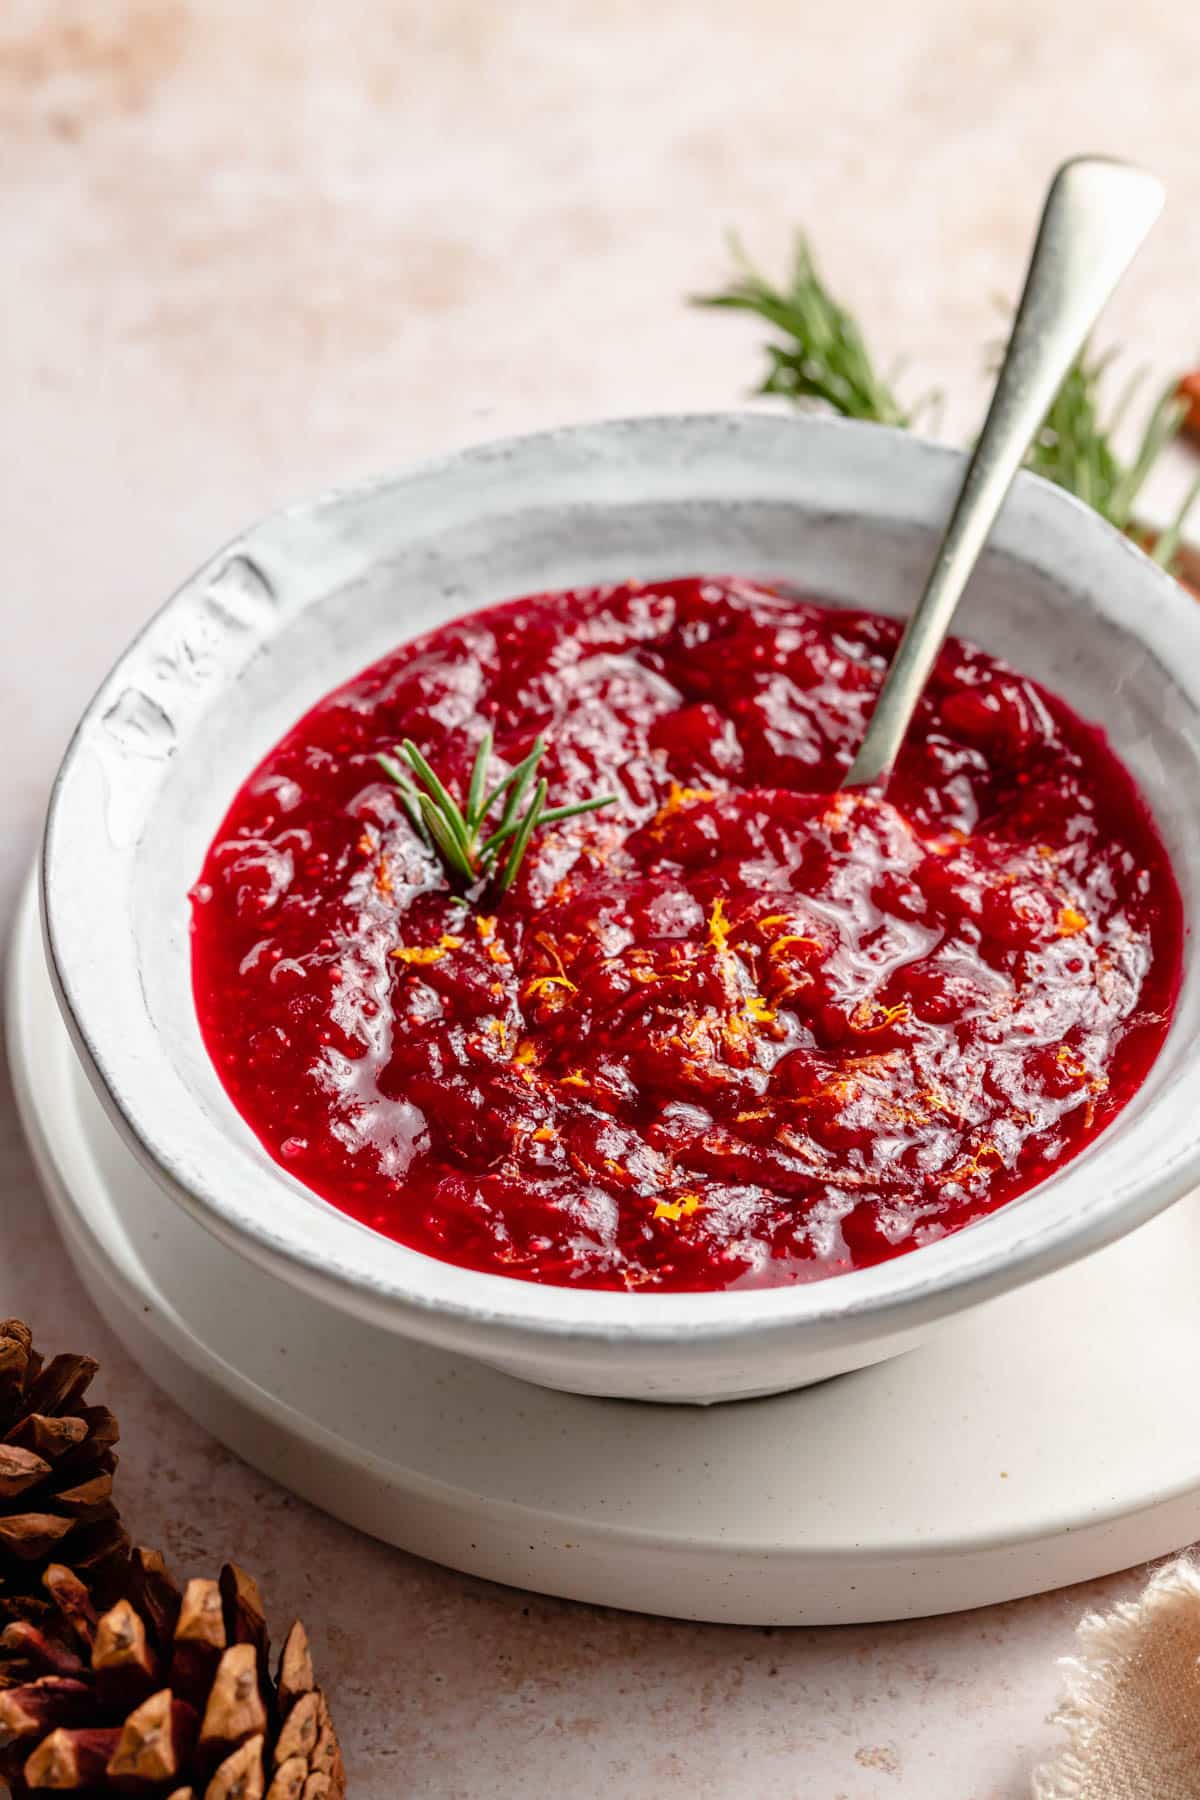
xmin=40 ymin=413 xmax=1200 ymax=1402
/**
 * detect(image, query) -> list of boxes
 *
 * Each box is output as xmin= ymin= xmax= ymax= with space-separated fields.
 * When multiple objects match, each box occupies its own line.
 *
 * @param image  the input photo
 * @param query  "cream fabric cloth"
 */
xmin=1035 ymin=1560 xmax=1200 ymax=1799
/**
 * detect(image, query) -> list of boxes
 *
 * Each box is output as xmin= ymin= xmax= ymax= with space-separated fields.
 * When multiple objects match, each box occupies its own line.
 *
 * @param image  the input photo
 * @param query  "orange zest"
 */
xmin=654 ymin=781 xmax=716 ymax=827
xmin=850 ymin=998 xmax=911 ymax=1032
xmin=392 ymin=933 xmax=464 ymax=965
xmin=653 ymin=1192 xmax=702 ymax=1222
xmin=744 ymin=994 xmax=777 ymax=1024
xmin=706 ymin=896 xmax=732 ymax=954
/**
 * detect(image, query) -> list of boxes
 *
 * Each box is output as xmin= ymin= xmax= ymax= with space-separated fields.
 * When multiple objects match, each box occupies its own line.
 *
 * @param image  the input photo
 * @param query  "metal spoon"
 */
xmin=843 ymin=156 xmax=1164 ymax=791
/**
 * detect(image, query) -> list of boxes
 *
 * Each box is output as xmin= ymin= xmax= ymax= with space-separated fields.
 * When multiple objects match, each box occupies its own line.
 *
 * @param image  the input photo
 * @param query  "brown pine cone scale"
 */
xmin=0 ymin=1549 xmax=344 ymax=1797
xmin=0 ymin=1324 xmax=128 ymax=1611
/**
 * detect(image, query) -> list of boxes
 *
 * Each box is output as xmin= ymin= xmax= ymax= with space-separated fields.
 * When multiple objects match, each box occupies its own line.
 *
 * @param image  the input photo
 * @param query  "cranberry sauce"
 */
xmin=191 ymin=578 xmax=1182 ymax=1291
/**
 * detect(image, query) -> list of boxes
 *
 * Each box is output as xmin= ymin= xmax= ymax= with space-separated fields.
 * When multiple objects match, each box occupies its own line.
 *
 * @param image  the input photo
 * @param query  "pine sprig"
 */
xmin=697 ymin=235 xmax=1200 ymax=576
xmin=378 ymin=730 xmax=617 ymax=900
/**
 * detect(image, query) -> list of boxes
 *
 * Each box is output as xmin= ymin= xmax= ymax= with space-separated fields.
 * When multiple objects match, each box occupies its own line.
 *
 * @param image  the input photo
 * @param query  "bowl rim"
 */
xmin=40 ymin=408 xmax=1200 ymax=1350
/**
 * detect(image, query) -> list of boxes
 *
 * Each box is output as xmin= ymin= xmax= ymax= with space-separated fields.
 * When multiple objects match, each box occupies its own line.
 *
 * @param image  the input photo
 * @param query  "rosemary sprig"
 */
xmin=1025 ymin=351 xmax=1200 ymax=569
xmin=378 ymin=730 xmax=617 ymax=898
xmin=697 ymin=236 xmax=1200 ymax=576
xmin=694 ymin=236 xmax=927 ymax=428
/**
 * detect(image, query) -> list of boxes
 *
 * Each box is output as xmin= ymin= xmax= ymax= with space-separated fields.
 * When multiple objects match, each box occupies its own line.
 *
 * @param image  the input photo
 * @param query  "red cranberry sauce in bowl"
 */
xmin=190 ymin=576 xmax=1181 ymax=1294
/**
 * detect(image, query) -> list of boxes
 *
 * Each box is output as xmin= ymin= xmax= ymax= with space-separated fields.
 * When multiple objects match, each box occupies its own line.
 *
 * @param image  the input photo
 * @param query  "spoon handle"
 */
xmin=844 ymin=157 xmax=1165 ymax=791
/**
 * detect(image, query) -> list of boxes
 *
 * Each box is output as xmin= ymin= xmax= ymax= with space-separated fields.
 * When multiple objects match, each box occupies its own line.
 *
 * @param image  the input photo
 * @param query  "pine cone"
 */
xmin=0 ymin=1547 xmax=345 ymax=1796
xmin=0 ymin=1322 xmax=128 ymax=1613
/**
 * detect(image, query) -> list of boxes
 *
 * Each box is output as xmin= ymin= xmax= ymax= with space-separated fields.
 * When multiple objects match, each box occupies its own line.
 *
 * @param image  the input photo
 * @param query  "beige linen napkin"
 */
xmin=1035 ymin=1559 xmax=1200 ymax=1799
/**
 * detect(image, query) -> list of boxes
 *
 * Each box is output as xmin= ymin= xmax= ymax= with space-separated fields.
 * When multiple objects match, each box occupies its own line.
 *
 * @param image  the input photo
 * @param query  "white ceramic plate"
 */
xmin=41 ymin=413 xmax=1200 ymax=1401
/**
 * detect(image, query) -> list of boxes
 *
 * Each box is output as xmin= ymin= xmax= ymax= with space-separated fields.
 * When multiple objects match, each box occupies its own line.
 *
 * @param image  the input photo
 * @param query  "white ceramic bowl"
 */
xmin=42 ymin=413 xmax=1200 ymax=1404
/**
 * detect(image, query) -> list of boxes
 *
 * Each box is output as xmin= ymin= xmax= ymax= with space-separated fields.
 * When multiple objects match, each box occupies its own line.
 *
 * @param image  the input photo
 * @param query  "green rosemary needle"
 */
xmin=377 ymin=730 xmax=617 ymax=899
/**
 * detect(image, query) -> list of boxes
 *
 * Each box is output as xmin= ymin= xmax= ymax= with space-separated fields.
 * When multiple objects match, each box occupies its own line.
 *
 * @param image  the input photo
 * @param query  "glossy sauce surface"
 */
xmin=191 ymin=578 xmax=1182 ymax=1291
